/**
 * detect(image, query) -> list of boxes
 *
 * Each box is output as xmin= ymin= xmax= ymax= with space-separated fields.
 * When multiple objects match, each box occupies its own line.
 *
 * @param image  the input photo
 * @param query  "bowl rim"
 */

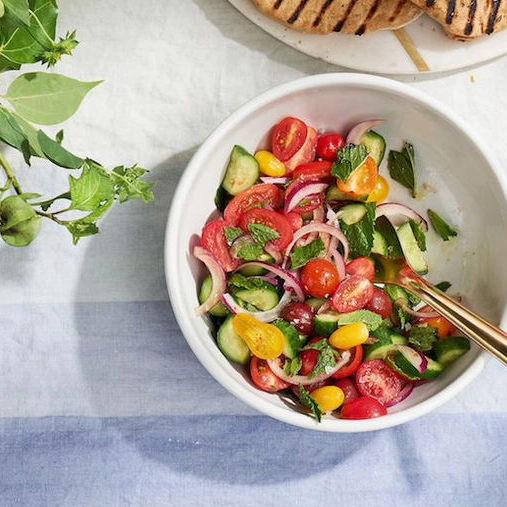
xmin=165 ymin=72 xmax=507 ymax=432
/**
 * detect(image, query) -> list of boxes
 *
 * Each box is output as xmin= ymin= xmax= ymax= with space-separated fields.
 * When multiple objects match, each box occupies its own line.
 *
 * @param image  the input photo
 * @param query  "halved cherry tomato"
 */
xmin=331 ymin=345 xmax=363 ymax=379
xmin=345 ymin=256 xmax=375 ymax=281
xmin=415 ymin=305 xmax=457 ymax=338
xmin=340 ymin=396 xmax=387 ymax=419
xmin=301 ymin=258 xmax=340 ymax=298
xmin=200 ymin=219 xmax=239 ymax=272
xmin=333 ymin=377 xmax=360 ymax=404
xmin=355 ymin=359 xmax=404 ymax=406
xmin=224 ymin=184 xmax=282 ymax=226
xmin=337 ymin=156 xmax=378 ymax=198
xmin=316 ymin=132 xmax=346 ymax=161
xmin=292 ymin=160 xmax=333 ymax=181
xmin=284 ymin=127 xmax=318 ymax=173
xmin=238 ymin=208 xmax=293 ymax=251
xmin=365 ymin=287 xmax=393 ymax=320
xmin=280 ymin=302 xmax=314 ymax=335
xmin=250 ymin=356 xmax=290 ymax=392
xmin=271 ymin=117 xmax=307 ymax=161
xmin=284 ymin=211 xmax=304 ymax=231
xmin=299 ymin=337 xmax=325 ymax=376
xmin=330 ymin=275 xmax=374 ymax=313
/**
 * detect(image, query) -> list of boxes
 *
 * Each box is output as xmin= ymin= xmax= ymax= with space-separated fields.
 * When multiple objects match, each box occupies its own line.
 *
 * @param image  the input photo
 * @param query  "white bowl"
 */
xmin=165 ymin=73 xmax=507 ymax=432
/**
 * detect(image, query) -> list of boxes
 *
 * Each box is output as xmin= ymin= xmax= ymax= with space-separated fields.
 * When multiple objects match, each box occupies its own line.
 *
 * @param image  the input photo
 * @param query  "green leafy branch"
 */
xmin=0 ymin=0 xmax=154 ymax=246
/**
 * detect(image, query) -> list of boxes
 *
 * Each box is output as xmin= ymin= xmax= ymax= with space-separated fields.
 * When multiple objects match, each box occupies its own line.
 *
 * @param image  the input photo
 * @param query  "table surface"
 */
xmin=2 ymin=1 xmax=507 ymax=506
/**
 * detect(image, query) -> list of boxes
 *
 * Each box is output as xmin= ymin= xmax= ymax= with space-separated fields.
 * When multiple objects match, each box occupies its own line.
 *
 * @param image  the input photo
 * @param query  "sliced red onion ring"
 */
xmin=327 ymin=246 xmax=346 ymax=281
xmin=313 ymin=205 xmax=325 ymax=223
xmin=284 ymin=181 xmax=328 ymax=214
xmin=267 ymin=350 xmax=351 ymax=385
xmin=235 ymin=261 xmax=305 ymax=302
xmin=346 ymin=119 xmax=385 ymax=145
xmin=221 ymin=290 xmax=293 ymax=323
xmin=264 ymin=243 xmax=282 ymax=264
xmin=385 ymin=382 xmax=414 ymax=407
xmin=316 ymin=300 xmax=331 ymax=314
xmin=398 ymin=301 xmax=439 ymax=319
xmin=376 ymin=202 xmax=428 ymax=231
xmin=193 ymin=246 xmax=227 ymax=316
xmin=260 ymin=176 xmax=289 ymax=185
xmin=395 ymin=344 xmax=428 ymax=373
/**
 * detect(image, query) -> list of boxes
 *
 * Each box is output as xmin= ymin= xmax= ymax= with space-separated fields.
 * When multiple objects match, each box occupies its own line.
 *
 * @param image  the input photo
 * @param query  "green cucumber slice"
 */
xmin=434 ymin=336 xmax=471 ymax=366
xmin=198 ymin=275 xmax=228 ymax=317
xmin=361 ymin=130 xmax=386 ymax=166
xmin=217 ymin=315 xmax=250 ymax=364
xmin=221 ymin=145 xmax=259 ymax=196
xmin=235 ymin=284 xmax=279 ymax=311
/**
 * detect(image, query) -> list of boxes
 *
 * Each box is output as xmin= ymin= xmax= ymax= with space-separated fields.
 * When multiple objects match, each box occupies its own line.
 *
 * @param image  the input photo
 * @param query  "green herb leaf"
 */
xmin=228 ymin=273 xmax=271 ymax=291
xmin=302 ymin=338 xmax=337 ymax=379
xmin=5 ymin=72 xmax=102 ymax=125
xmin=110 ymin=165 xmax=154 ymax=203
xmin=0 ymin=107 xmax=31 ymax=163
xmin=236 ymin=243 xmax=264 ymax=261
xmin=370 ymin=324 xmax=395 ymax=344
xmin=388 ymin=142 xmax=416 ymax=197
xmin=248 ymin=222 xmax=280 ymax=246
xmin=298 ymin=384 xmax=322 ymax=423
xmin=337 ymin=310 xmax=382 ymax=331
xmin=408 ymin=325 xmax=438 ymax=352
xmin=409 ymin=219 xmax=427 ymax=252
xmin=65 ymin=198 xmax=113 ymax=244
xmin=3 ymin=0 xmax=30 ymax=26
xmin=339 ymin=202 xmax=376 ymax=258
xmin=428 ymin=209 xmax=458 ymax=241
xmin=224 ymin=226 xmax=243 ymax=245
xmin=37 ymin=130 xmax=83 ymax=169
xmin=10 ymin=113 xmax=44 ymax=157
xmin=435 ymin=281 xmax=451 ymax=292
xmin=290 ymin=237 xmax=325 ymax=269
xmin=283 ymin=357 xmax=302 ymax=377
xmin=331 ymin=144 xmax=369 ymax=183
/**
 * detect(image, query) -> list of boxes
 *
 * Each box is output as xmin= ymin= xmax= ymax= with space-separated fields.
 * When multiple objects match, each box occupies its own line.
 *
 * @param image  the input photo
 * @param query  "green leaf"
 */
xmin=409 ymin=219 xmax=427 ymax=252
xmin=247 ymin=223 xmax=279 ymax=246
xmin=428 ymin=209 xmax=457 ymax=241
xmin=69 ymin=160 xmax=114 ymax=211
xmin=228 ymin=273 xmax=272 ymax=291
xmin=37 ymin=130 xmax=83 ymax=169
xmin=331 ymin=144 xmax=369 ymax=183
xmin=290 ymin=237 xmax=325 ymax=269
xmin=55 ymin=129 xmax=64 ymax=144
xmin=3 ymin=0 xmax=30 ymax=26
xmin=224 ymin=226 xmax=243 ymax=245
xmin=336 ymin=310 xmax=382 ymax=331
xmin=283 ymin=357 xmax=302 ymax=377
xmin=65 ymin=197 xmax=113 ymax=244
xmin=298 ymin=384 xmax=322 ymax=423
xmin=408 ymin=325 xmax=438 ymax=352
xmin=339 ymin=201 xmax=376 ymax=258
xmin=435 ymin=281 xmax=451 ymax=292
xmin=110 ymin=165 xmax=154 ymax=203
xmin=302 ymin=338 xmax=337 ymax=379
xmin=236 ymin=243 xmax=264 ymax=261
xmin=11 ymin=113 xmax=43 ymax=157
xmin=5 ymin=72 xmax=102 ymax=125
xmin=388 ymin=142 xmax=416 ymax=197
xmin=0 ymin=108 xmax=31 ymax=163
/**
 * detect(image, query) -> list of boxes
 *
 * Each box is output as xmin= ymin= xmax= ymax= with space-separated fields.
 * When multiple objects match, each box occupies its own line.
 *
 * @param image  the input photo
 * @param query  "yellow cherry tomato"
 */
xmin=231 ymin=313 xmax=285 ymax=359
xmin=367 ymin=175 xmax=389 ymax=203
xmin=254 ymin=150 xmax=286 ymax=177
xmin=311 ymin=386 xmax=345 ymax=412
xmin=329 ymin=322 xmax=369 ymax=349
xmin=337 ymin=156 xmax=378 ymax=198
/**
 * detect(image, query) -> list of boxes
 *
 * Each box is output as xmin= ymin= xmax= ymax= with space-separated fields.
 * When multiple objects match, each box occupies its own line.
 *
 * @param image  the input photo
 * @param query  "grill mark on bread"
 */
xmin=313 ymin=0 xmax=335 ymax=26
xmin=288 ymin=0 xmax=309 ymax=23
xmin=389 ymin=0 xmax=409 ymax=21
xmin=425 ymin=0 xmax=435 ymax=6
xmin=464 ymin=0 xmax=478 ymax=35
xmin=487 ymin=0 xmax=502 ymax=33
xmin=274 ymin=0 xmax=284 ymax=8
xmin=333 ymin=0 xmax=359 ymax=31
xmin=445 ymin=0 xmax=457 ymax=24
xmin=356 ymin=0 xmax=383 ymax=34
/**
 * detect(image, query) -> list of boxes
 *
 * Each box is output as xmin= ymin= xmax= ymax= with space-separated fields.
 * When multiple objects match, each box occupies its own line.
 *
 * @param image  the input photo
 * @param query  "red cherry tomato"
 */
xmin=316 ymin=132 xmax=346 ymax=161
xmin=238 ymin=208 xmax=293 ymax=251
xmin=281 ymin=302 xmax=315 ymax=335
xmin=223 ymin=184 xmax=282 ymax=226
xmin=301 ymin=258 xmax=340 ymax=298
xmin=292 ymin=160 xmax=333 ymax=181
xmin=365 ymin=287 xmax=393 ymax=320
xmin=415 ymin=305 xmax=457 ymax=338
xmin=284 ymin=127 xmax=318 ymax=173
xmin=200 ymin=219 xmax=239 ymax=272
xmin=355 ymin=359 xmax=405 ymax=406
xmin=330 ymin=275 xmax=374 ymax=313
xmin=331 ymin=345 xmax=363 ymax=379
xmin=284 ymin=211 xmax=304 ymax=231
xmin=250 ymin=356 xmax=290 ymax=393
xmin=271 ymin=117 xmax=307 ymax=161
xmin=345 ymin=256 xmax=375 ymax=281
xmin=299 ymin=337 xmax=324 ymax=376
xmin=337 ymin=156 xmax=378 ymax=198
xmin=333 ymin=377 xmax=360 ymax=404
xmin=340 ymin=396 xmax=387 ymax=420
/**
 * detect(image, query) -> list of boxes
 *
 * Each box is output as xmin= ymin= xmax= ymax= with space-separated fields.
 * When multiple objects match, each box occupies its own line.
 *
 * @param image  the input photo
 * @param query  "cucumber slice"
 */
xmin=313 ymin=311 xmax=341 ymax=336
xmin=371 ymin=230 xmax=388 ymax=256
xmin=337 ymin=203 xmax=367 ymax=225
xmin=221 ymin=145 xmax=259 ymax=196
xmin=396 ymin=221 xmax=428 ymax=275
xmin=385 ymin=350 xmax=422 ymax=380
xmin=364 ymin=342 xmax=397 ymax=360
xmin=273 ymin=320 xmax=308 ymax=359
xmin=235 ymin=284 xmax=279 ymax=311
xmin=421 ymin=357 xmax=444 ymax=379
xmin=360 ymin=130 xmax=386 ymax=166
xmin=305 ymin=297 xmax=327 ymax=312
xmin=434 ymin=336 xmax=471 ymax=366
xmin=198 ymin=275 xmax=228 ymax=317
xmin=217 ymin=316 xmax=250 ymax=364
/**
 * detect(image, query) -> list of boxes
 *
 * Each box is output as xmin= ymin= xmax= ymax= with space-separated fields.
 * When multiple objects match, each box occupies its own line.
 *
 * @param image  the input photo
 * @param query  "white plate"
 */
xmin=228 ymin=0 xmax=507 ymax=75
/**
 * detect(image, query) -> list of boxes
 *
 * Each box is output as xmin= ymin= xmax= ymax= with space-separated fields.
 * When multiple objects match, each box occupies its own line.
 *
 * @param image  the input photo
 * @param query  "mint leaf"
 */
xmin=236 ymin=243 xmax=264 ymax=261
xmin=408 ymin=325 xmax=438 ymax=352
xmin=302 ymin=338 xmax=337 ymax=379
xmin=388 ymin=142 xmax=416 ymax=197
xmin=435 ymin=281 xmax=451 ymax=292
xmin=228 ymin=273 xmax=272 ymax=291
xmin=298 ymin=384 xmax=322 ymax=423
xmin=370 ymin=324 xmax=395 ymax=344
xmin=428 ymin=209 xmax=458 ymax=241
xmin=331 ymin=144 xmax=369 ymax=183
xmin=337 ymin=310 xmax=382 ymax=331
xmin=290 ymin=237 xmax=325 ymax=269
xmin=339 ymin=201 xmax=376 ymax=257
xmin=248 ymin=223 xmax=280 ymax=246
xmin=409 ymin=219 xmax=427 ymax=252
xmin=224 ymin=226 xmax=243 ymax=245
xmin=283 ymin=357 xmax=302 ymax=377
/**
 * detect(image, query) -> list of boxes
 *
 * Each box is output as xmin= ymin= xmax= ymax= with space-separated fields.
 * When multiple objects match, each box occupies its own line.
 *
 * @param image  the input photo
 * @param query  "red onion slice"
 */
xmin=395 ymin=345 xmax=428 ymax=373
xmin=346 ymin=120 xmax=385 ymax=145
xmin=260 ymin=176 xmax=289 ymax=185
xmin=267 ymin=350 xmax=351 ymax=385
xmin=376 ymin=202 xmax=428 ymax=231
xmin=193 ymin=246 xmax=227 ymax=316
xmin=327 ymin=246 xmax=346 ymax=281
xmin=385 ymin=382 xmax=414 ymax=407
xmin=284 ymin=181 xmax=329 ymax=214
xmin=397 ymin=301 xmax=439 ymax=319
xmin=264 ymin=243 xmax=283 ymax=265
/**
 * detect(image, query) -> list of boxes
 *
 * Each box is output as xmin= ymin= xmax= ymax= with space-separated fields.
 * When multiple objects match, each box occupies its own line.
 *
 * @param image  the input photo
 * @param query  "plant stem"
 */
xmin=36 ymin=210 xmax=66 ymax=225
xmin=0 ymin=152 xmax=22 ymax=194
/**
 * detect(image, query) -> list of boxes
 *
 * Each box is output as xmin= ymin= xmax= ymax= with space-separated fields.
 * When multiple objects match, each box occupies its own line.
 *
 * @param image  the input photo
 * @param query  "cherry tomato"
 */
xmin=330 ymin=275 xmax=374 ymax=313
xmin=223 ymin=184 xmax=282 ymax=226
xmin=250 ymin=356 xmax=290 ymax=392
xmin=355 ymin=359 xmax=405 ymax=406
xmin=254 ymin=150 xmax=286 ymax=177
xmin=271 ymin=117 xmax=307 ymax=161
xmin=337 ymin=156 xmax=378 ymax=198
xmin=292 ymin=160 xmax=333 ymax=181
xmin=316 ymin=132 xmax=346 ymax=161
xmin=333 ymin=377 xmax=360 ymax=404
xmin=284 ymin=211 xmax=304 ymax=231
xmin=340 ymin=396 xmax=387 ymax=419
xmin=415 ymin=305 xmax=457 ymax=338
xmin=238 ymin=208 xmax=293 ymax=251
xmin=345 ymin=256 xmax=375 ymax=281
xmin=310 ymin=385 xmax=345 ymax=412
xmin=280 ymin=302 xmax=315 ymax=335
xmin=331 ymin=344 xmax=363 ymax=379
xmin=233 ymin=314 xmax=285 ymax=359
xmin=284 ymin=127 xmax=318 ymax=173
xmin=329 ymin=323 xmax=369 ymax=349
xmin=301 ymin=258 xmax=340 ymax=298
xmin=365 ymin=287 xmax=393 ymax=320
xmin=299 ymin=337 xmax=325 ymax=376
xmin=200 ymin=219 xmax=239 ymax=272
xmin=367 ymin=175 xmax=389 ymax=203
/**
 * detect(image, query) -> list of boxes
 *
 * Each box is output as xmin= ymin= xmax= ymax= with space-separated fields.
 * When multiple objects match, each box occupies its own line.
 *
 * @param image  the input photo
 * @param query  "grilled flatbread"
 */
xmin=409 ymin=0 xmax=507 ymax=40
xmin=252 ymin=0 xmax=422 ymax=35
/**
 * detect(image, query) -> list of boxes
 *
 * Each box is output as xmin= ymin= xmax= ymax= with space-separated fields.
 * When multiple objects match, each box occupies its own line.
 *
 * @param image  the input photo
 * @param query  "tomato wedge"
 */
xmin=345 ymin=256 xmax=375 ymax=281
xmin=355 ymin=359 xmax=405 ymax=406
xmin=200 ymin=219 xmax=239 ymax=272
xmin=271 ymin=117 xmax=307 ymax=162
xmin=330 ymin=275 xmax=374 ymax=313
xmin=292 ymin=160 xmax=333 ymax=181
xmin=250 ymin=356 xmax=290 ymax=392
xmin=223 ymin=184 xmax=282 ymax=226
xmin=284 ymin=211 xmax=304 ymax=231
xmin=284 ymin=126 xmax=318 ymax=173
xmin=337 ymin=156 xmax=378 ymax=198
xmin=331 ymin=345 xmax=363 ymax=379
xmin=238 ymin=208 xmax=293 ymax=251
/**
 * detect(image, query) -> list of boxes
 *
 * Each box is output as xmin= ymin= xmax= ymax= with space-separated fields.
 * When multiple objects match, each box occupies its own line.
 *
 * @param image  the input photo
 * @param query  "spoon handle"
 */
xmin=401 ymin=277 xmax=507 ymax=367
